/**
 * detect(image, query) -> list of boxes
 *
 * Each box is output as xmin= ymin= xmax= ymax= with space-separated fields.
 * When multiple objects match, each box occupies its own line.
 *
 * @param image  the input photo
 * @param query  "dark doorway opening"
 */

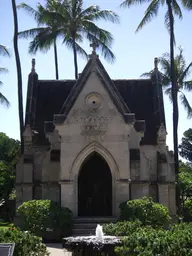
xmin=78 ymin=152 xmax=112 ymax=217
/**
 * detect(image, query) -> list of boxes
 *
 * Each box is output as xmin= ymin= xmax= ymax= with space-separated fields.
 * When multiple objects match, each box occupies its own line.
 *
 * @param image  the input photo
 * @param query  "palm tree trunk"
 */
xmin=72 ymin=34 xmax=78 ymax=79
xmin=11 ymin=0 xmax=24 ymax=154
xmin=54 ymin=39 xmax=59 ymax=80
xmin=167 ymin=0 xmax=180 ymax=214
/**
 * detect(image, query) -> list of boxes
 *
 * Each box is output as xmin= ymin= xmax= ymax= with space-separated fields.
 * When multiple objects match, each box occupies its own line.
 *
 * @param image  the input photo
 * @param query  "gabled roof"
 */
xmin=54 ymin=54 xmax=133 ymax=124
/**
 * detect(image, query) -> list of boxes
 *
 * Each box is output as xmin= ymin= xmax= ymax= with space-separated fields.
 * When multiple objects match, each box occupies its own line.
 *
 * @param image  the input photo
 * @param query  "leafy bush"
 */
xmin=183 ymin=198 xmax=192 ymax=221
xmin=115 ymin=223 xmax=192 ymax=256
xmin=119 ymin=197 xmax=171 ymax=227
xmin=17 ymin=200 xmax=72 ymax=237
xmin=103 ymin=220 xmax=142 ymax=236
xmin=0 ymin=228 xmax=49 ymax=255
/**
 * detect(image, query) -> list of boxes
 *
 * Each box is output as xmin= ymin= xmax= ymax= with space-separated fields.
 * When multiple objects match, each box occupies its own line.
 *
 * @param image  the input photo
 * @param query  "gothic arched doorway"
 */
xmin=78 ymin=152 xmax=112 ymax=217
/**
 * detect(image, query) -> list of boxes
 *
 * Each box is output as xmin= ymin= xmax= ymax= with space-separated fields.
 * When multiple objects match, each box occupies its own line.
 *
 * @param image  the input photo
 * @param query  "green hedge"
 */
xmin=103 ymin=220 xmax=142 ymax=236
xmin=0 ymin=228 xmax=49 ymax=256
xmin=17 ymin=200 xmax=72 ymax=237
xmin=115 ymin=223 xmax=192 ymax=256
xmin=119 ymin=197 xmax=171 ymax=227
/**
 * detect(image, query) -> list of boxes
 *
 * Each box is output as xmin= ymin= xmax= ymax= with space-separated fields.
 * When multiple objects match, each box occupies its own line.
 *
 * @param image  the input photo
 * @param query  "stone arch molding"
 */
xmin=70 ymin=142 xmax=120 ymax=180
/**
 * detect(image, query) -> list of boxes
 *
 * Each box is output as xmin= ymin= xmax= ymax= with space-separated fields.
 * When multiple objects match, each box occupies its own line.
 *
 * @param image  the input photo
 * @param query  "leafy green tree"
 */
xmin=0 ymin=133 xmax=20 ymax=201
xmin=11 ymin=0 xmax=24 ymax=154
xmin=0 ymin=44 xmax=10 ymax=107
xmin=179 ymin=128 xmax=192 ymax=163
xmin=39 ymin=0 xmax=119 ymax=79
xmin=18 ymin=0 xmax=87 ymax=80
xmin=120 ymin=0 xmax=188 ymax=214
xmin=142 ymin=47 xmax=192 ymax=118
xmin=178 ymin=162 xmax=192 ymax=213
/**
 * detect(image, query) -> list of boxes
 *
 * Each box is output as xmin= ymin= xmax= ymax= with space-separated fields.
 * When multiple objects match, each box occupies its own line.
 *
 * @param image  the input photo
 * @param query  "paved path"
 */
xmin=46 ymin=243 xmax=72 ymax=256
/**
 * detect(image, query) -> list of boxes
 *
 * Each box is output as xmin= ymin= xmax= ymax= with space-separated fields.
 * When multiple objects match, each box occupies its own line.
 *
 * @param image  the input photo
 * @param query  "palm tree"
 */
xmin=18 ymin=1 xmax=88 ymax=79
xmin=40 ymin=0 xmax=119 ymax=79
xmin=142 ymin=47 xmax=192 ymax=118
xmin=121 ymin=0 xmax=185 ymax=213
xmin=0 ymin=45 xmax=10 ymax=107
xmin=11 ymin=0 xmax=24 ymax=154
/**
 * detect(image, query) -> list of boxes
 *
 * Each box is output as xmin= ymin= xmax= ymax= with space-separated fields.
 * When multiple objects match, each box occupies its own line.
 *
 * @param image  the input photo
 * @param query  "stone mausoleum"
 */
xmin=16 ymin=46 xmax=176 ymax=218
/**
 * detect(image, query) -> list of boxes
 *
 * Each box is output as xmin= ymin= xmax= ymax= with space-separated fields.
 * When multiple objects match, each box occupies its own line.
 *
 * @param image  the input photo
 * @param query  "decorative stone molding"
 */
xmin=46 ymin=129 xmax=61 ymax=150
xmin=69 ymin=141 xmax=119 ymax=180
xmin=157 ymin=123 xmax=167 ymax=151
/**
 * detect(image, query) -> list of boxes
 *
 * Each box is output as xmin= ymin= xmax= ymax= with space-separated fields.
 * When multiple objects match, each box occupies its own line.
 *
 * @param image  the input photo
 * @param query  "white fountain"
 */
xmin=62 ymin=223 xmax=121 ymax=255
xmin=95 ymin=224 xmax=104 ymax=242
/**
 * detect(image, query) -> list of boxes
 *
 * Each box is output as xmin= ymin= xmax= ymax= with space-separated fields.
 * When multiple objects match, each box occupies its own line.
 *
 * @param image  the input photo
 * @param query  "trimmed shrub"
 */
xmin=119 ymin=197 xmax=171 ymax=227
xmin=103 ymin=220 xmax=142 ymax=236
xmin=115 ymin=223 xmax=192 ymax=256
xmin=17 ymin=200 xmax=72 ymax=238
xmin=0 ymin=228 xmax=49 ymax=255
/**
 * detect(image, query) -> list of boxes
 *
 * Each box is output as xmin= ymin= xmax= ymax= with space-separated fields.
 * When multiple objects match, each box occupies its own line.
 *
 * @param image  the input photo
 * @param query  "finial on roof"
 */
xmin=90 ymin=40 xmax=99 ymax=55
xmin=154 ymin=57 xmax=158 ymax=70
xmin=32 ymin=58 xmax=35 ymax=72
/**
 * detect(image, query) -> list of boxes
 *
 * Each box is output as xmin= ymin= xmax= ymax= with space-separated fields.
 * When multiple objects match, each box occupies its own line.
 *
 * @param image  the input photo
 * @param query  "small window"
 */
xmin=50 ymin=150 xmax=60 ymax=162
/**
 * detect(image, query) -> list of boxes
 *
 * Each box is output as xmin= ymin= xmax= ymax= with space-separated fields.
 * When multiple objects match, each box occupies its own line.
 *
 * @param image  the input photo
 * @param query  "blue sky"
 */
xmin=0 ymin=0 xmax=192 ymax=151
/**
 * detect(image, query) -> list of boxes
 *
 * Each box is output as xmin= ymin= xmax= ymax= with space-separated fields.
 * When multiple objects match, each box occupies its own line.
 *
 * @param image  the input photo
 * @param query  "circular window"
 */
xmin=86 ymin=93 xmax=101 ymax=109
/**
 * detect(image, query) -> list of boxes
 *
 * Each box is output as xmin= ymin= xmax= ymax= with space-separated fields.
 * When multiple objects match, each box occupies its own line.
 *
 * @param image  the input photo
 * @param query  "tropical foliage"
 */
xmin=120 ymin=0 xmax=190 ymax=214
xmin=0 ymin=44 xmax=10 ymax=107
xmin=0 ymin=132 xmax=20 ymax=202
xmin=179 ymin=128 xmax=192 ymax=163
xmin=142 ymin=47 xmax=192 ymax=118
xmin=18 ymin=0 xmax=119 ymax=79
xmin=0 ymin=228 xmax=49 ymax=256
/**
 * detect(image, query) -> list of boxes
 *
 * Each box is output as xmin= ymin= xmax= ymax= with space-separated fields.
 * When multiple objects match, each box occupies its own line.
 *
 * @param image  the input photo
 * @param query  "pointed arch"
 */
xmin=70 ymin=142 xmax=118 ymax=216
xmin=70 ymin=142 xmax=119 ymax=180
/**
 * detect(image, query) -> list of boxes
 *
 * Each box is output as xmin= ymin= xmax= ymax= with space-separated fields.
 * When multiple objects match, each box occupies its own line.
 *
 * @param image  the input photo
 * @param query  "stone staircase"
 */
xmin=72 ymin=217 xmax=117 ymax=236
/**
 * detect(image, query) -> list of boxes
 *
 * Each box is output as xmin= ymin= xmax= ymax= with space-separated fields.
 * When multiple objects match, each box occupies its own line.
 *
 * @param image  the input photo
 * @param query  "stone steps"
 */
xmin=72 ymin=217 xmax=117 ymax=236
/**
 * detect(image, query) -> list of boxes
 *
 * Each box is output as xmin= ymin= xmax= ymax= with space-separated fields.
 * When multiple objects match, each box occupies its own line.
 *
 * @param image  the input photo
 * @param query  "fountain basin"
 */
xmin=62 ymin=235 xmax=121 ymax=256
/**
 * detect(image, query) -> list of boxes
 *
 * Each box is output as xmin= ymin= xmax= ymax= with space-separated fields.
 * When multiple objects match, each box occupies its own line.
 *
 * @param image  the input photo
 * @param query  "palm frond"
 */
xmin=179 ymin=62 xmax=192 ymax=84
xmin=164 ymin=87 xmax=173 ymax=102
xmin=158 ymin=55 xmax=171 ymax=78
xmin=89 ymin=9 xmax=120 ymax=24
xmin=164 ymin=9 xmax=175 ymax=43
xmin=180 ymin=92 xmax=192 ymax=118
xmin=0 ymin=92 xmax=10 ymax=108
xmin=0 ymin=45 xmax=10 ymax=57
xmin=17 ymin=3 xmax=40 ymax=22
xmin=18 ymin=27 xmax=49 ymax=40
xmin=172 ymin=0 xmax=183 ymax=18
xmin=136 ymin=0 xmax=160 ymax=32
xmin=183 ymin=80 xmax=192 ymax=91
xmin=120 ymin=0 xmax=151 ymax=8
xmin=181 ymin=0 xmax=192 ymax=9
xmin=141 ymin=71 xmax=153 ymax=78
xmin=63 ymin=38 xmax=88 ymax=60
xmin=0 ymin=68 xmax=8 ymax=74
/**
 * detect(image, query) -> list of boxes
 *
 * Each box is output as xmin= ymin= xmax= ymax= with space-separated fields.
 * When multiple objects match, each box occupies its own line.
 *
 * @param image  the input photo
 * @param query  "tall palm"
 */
xmin=142 ymin=47 xmax=192 ymax=118
xmin=11 ymin=0 xmax=24 ymax=154
xmin=41 ymin=0 xmax=119 ymax=79
xmin=18 ymin=1 xmax=88 ymax=79
xmin=121 ymin=0 xmax=185 ymax=213
xmin=0 ymin=45 xmax=10 ymax=107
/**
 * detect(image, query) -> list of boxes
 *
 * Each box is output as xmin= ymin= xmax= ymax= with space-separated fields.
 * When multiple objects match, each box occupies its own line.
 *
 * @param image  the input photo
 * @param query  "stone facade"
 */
xmin=16 ymin=53 xmax=176 ymax=217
